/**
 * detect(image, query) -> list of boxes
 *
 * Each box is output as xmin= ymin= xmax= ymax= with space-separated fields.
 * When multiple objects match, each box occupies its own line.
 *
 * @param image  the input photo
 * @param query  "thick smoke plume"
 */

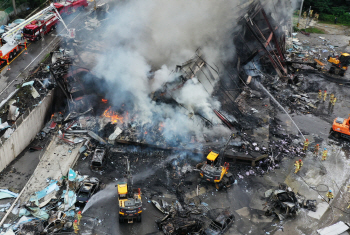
xmin=87 ymin=0 xmax=297 ymax=143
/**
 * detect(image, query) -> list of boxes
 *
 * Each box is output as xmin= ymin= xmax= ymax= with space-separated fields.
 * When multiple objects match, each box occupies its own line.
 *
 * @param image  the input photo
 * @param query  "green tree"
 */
xmin=303 ymin=0 xmax=350 ymax=15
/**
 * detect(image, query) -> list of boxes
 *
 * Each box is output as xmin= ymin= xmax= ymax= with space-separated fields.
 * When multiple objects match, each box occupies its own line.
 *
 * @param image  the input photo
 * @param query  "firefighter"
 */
xmin=303 ymin=139 xmax=309 ymax=151
xmin=332 ymin=97 xmax=337 ymax=106
xmin=73 ymin=220 xmax=79 ymax=234
xmin=77 ymin=211 xmax=82 ymax=225
xmin=315 ymin=13 xmax=319 ymax=21
xmin=294 ymin=160 xmax=300 ymax=173
xmin=330 ymin=93 xmax=334 ymax=102
xmin=299 ymin=159 xmax=303 ymax=168
xmin=323 ymin=90 xmax=327 ymax=102
xmin=318 ymin=90 xmax=322 ymax=100
xmin=326 ymin=190 xmax=334 ymax=203
xmin=303 ymin=11 xmax=307 ymax=19
xmin=314 ymin=144 xmax=320 ymax=155
xmin=322 ymin=148 xmax=328 ymax=161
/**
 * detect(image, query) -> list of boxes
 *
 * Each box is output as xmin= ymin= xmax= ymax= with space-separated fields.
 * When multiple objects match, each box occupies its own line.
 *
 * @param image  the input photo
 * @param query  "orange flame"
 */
xmin=103 ymin=106 xmax=123 ymax=124
xmin=102 ymin=99 xmax=107 ymax=103
xmin=51 ymin=114 xmax=54 ymax=119
xmin=158 ymin=122 xmax=165 ymax=131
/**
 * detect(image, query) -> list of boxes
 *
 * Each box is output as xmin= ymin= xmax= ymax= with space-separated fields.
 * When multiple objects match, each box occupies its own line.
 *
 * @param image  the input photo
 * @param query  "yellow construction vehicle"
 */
xmin=118 ymin=158 xmax=142 ymax=223
xmin=198 ymin=134 xmax=235 ymax=190
xmin=327 ymin=53 xmax=350 ymax=76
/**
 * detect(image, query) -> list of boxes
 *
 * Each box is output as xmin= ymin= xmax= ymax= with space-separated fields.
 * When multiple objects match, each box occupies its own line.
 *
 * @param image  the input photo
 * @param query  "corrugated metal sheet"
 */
xmin=317 ymin=221 xmax=350 ymax=235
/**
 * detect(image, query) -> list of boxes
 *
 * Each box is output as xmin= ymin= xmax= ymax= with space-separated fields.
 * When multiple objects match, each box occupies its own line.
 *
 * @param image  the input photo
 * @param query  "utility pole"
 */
xmin=305 ymin=6 xmax=311 ymax=30
xmin=297 ymin=0 xmax=304 ymax=28
xmin=12 ymin=0 xmax=17 ymax=16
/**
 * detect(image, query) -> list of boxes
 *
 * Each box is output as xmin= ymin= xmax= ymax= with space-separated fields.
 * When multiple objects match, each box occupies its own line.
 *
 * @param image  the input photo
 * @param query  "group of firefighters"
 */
xmin=73 ymin=211 xmax=83 ymax=234
xmin=318 ymin=90 xmax=337 ymax=105
xmin=294 ymin=139 xmax=334 ymax=203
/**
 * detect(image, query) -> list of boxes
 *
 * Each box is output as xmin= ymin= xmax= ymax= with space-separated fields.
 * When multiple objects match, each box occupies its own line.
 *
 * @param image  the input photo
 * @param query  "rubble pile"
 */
xmin=0 ymin=50 xmax=75 ymax=140
xmin=286 ymin=33 xmax=338 ymax=67
xmin=0 ymin=169 xmax=101 ymax=234
xmin=264 ymin=183 xmax=317 ymax=221
xmin=153 ymin=197 xmax=234 ymax=235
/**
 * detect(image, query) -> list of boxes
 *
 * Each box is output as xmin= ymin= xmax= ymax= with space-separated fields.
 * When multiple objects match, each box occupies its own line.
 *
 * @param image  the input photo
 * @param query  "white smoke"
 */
xmin=151 ymin=65 xmax=175 ymax=92
xmin=87 ymin=0 xmax=295 ymax=143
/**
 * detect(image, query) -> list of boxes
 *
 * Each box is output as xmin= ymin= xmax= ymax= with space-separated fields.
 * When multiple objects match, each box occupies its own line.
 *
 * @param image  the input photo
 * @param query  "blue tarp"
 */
xmin=28 ymin=207 xmax=49 ymax=220
xmin=0 ymin=189 xmax=19 ymax=199
xmin=30 ymin=181 xmax=59 ymax=201
xmin=22 ymin=81 xmax=34 ymax=87
xmin=62 ymin=190 xmax=76 ymax=210
xmin=68 ymin=168 xmax=77 ymax=181
xmin=0 ymin=122 xmax=10 ymax=131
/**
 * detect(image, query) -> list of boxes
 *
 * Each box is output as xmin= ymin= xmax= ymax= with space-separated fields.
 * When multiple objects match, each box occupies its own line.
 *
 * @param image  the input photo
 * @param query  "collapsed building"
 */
xmin=3 ymin=0 xmax=340 ymax=234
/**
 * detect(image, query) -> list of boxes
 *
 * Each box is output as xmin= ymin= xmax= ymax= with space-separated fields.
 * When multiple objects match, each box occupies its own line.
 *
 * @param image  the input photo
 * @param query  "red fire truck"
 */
xmin=23 ymin=12 xmax=59 ymax=41
xmin=1 ymin=3 xmax=71 ymax=68
xmin=54 ymin=0 xmax=88 ymax=16
xmin=0 ymin=42 xmax=26 ymax=67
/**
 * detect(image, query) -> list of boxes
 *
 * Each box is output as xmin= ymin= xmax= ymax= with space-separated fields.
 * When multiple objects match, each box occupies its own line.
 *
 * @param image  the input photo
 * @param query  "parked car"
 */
xmin=3 ymin=19 xmax=25 ymax=40
xmin=90 ymin=147 xmax=107 ymax=170
xmin=75 ymin=177 xmax=100 ymax=207
xmin=12 ymin=19 xmax=25 ymax=25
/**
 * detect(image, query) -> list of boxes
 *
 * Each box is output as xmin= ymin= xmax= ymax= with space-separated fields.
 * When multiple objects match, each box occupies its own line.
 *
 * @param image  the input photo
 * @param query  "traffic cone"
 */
xmin=7 ymin=66 xmax=11 ymax=71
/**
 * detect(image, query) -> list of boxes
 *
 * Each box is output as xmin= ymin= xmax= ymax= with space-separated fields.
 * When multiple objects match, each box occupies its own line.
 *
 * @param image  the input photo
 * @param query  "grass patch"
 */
xmin=294 ymin=26 xmax=325 ymax=34
xmin=319 ymin=20 xmax=350 ymax=26
xmin=40 ymin=53 xmax=51 ymax=63
xmin=303 ymin=27 xmax=325 ymax=34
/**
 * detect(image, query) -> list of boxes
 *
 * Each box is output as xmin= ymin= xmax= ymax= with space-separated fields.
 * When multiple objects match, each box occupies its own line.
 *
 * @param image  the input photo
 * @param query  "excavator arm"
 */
xmin=217 ymin=133 xmax=235 ymax=166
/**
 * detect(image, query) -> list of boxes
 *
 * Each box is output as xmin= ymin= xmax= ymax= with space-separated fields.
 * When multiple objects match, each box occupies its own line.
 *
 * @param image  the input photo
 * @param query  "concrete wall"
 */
xmin=0 ymin=90 xmax=54 ymax=172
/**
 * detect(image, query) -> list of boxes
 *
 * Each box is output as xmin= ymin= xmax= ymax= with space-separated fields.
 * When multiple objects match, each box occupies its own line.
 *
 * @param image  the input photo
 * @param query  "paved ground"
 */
xmin=0 ymin=136 xmax=51 ymax=224
xmin=18 ymin=136 xmax=83 ymax=203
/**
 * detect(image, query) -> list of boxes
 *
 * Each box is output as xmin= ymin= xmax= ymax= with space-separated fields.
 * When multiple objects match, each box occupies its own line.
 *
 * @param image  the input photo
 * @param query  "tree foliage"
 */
xmin=302 ymin=0 xmax=350 ymax=24
xmin=1 ymin=0 xmax=46 ymax=10
xmin=303 ymin=0 xmax=349 ymax=15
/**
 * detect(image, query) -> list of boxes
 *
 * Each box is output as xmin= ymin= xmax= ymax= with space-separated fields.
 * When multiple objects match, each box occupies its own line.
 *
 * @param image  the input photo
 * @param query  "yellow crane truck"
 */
xmin=118 ymin=158 xmax=142 ymax=223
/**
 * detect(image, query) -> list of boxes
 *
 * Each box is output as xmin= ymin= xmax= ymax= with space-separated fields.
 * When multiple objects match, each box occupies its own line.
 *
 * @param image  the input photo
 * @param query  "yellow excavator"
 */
xmin=327 ymin=53 xmax=350 ymax=76
xmin=198 ymin=134 xmax=235 ymax=190
xmin=118 ymin=158 xmax=142 ymax=223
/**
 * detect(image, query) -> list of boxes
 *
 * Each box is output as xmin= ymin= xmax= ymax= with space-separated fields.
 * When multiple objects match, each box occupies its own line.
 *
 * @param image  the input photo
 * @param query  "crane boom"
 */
xmin=2 ymin=3 xmax=69 ymax=45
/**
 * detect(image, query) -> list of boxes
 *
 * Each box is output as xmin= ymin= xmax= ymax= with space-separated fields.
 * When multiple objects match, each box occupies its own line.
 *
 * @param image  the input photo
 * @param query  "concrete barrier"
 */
xmin=0 ymin=90 xmax=54 ymax=172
